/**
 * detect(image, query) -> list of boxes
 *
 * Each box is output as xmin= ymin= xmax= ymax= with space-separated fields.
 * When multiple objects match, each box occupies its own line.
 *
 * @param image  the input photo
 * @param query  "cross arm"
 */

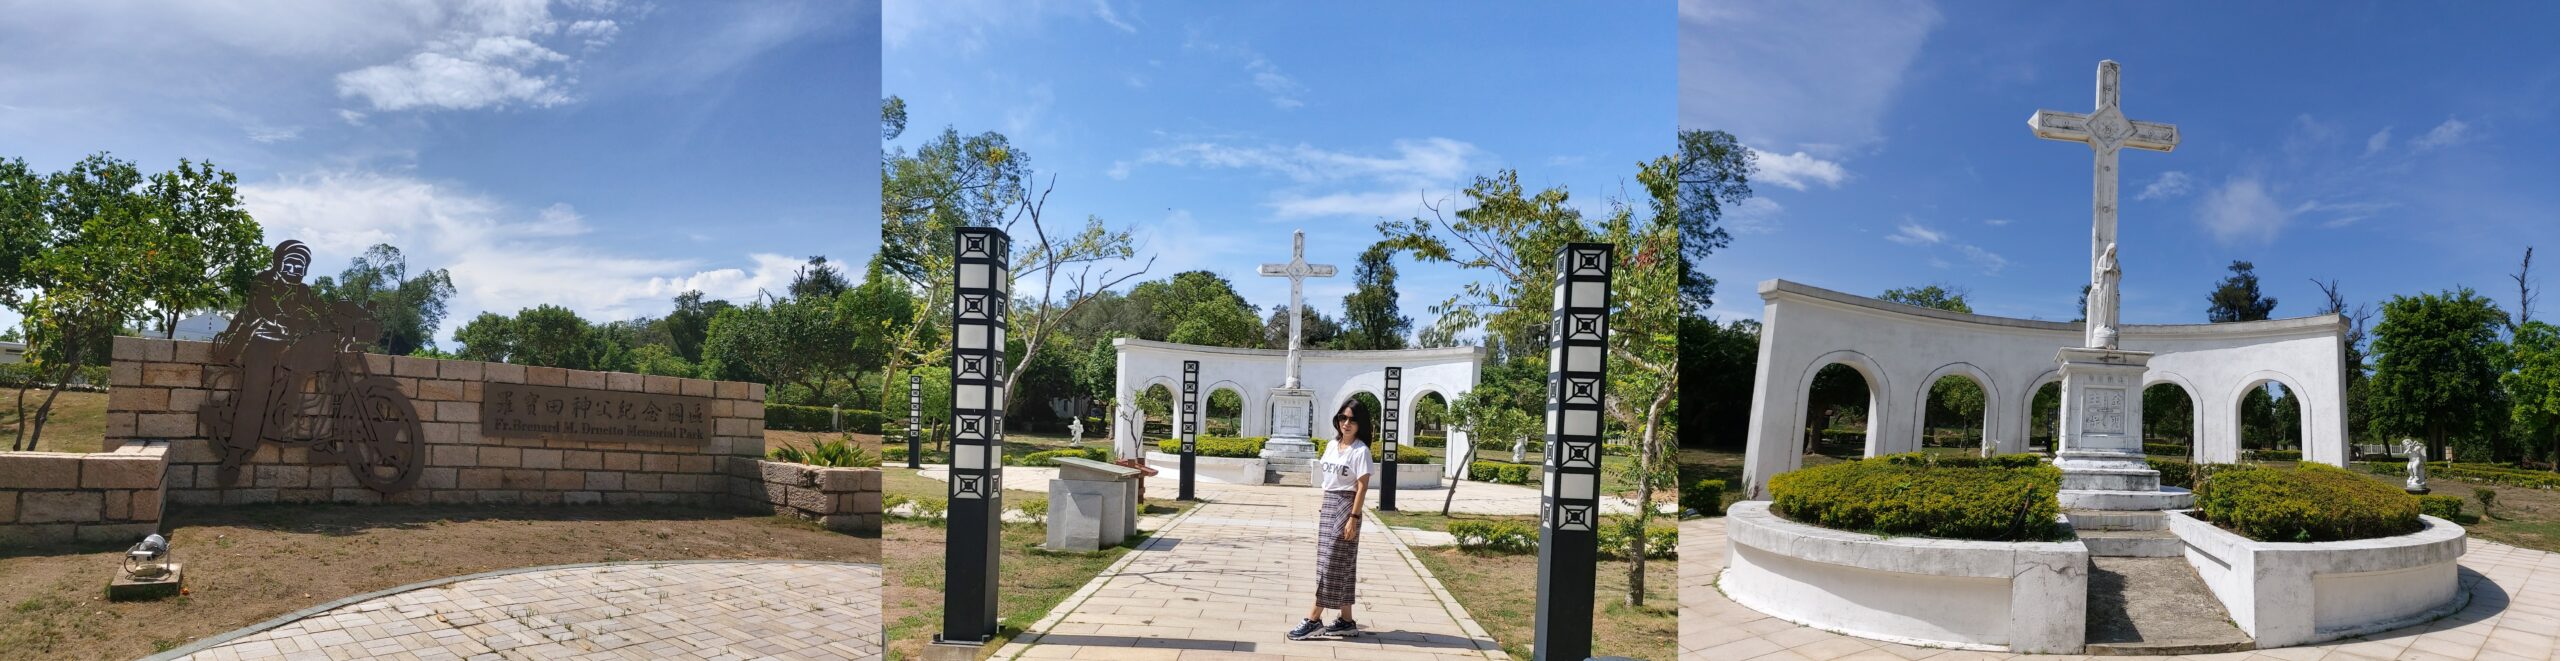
xmin=1257 ymin=264 xmax=1290 ymax=276
xmin=2124 ymin=120 xmax=2179 ymax=152
xmin=2029 ymin=110 xmax=2091 ymax=142
xmin=1307 ymin=265 xmax=1337 ymax=277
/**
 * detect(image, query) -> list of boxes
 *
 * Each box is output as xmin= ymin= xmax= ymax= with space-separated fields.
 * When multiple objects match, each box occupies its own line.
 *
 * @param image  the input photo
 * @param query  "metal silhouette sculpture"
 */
xmin=199 ymin=240 xmax=425 ymax=494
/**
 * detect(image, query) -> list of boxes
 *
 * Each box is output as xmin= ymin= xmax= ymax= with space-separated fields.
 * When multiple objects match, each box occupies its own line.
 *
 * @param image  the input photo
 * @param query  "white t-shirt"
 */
xmin=1315 ymin=440 xmax=1374 ymax=492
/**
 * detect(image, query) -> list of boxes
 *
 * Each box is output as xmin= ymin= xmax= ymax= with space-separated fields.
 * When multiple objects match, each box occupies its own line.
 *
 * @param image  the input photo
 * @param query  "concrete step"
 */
xmin=2061 ymin=487 xmax=2194 ymax=511
xmin=2062 ymin=468 xmax=2164 ymax=492
xmin=2066 ymin=509 xmax=2166 ymax=531
xmin=2077 ymin=529 xmax=2185 ymax=557
xmin=2084 ymin=556 xmax=2255 ymax=655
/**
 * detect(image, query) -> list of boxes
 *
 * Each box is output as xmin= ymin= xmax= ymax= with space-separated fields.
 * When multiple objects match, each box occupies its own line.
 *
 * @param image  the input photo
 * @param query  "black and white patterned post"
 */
xmin=1534 ymin=243 xmax=1611 ymax=661
xmin=906 ymin=374 xmax=923 ymax=469
xmin=940 ymin=227 xmax=1008 ymax=646
xmin=1180 ymin=360 xmax=1200 ymax=501
xmin=1381 ymin=367 xmax=1401 ymax=511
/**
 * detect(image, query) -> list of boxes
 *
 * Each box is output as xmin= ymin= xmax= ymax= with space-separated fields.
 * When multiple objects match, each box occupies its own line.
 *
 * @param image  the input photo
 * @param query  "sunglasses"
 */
xmin=1333 ymin=415 xmax=1355 ymax=425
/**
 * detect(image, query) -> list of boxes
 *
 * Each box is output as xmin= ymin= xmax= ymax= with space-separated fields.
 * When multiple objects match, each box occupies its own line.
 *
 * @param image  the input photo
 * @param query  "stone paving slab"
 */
xmin=916 ymin=464 xmax=1668 ymax=517
xmin=992 ymin=483 xmax=1505 ymax=661
xmin=158 ymin=561 xmax=882 ymax=661
xmin=1681 ymin=516 xmax=2560 ymax=660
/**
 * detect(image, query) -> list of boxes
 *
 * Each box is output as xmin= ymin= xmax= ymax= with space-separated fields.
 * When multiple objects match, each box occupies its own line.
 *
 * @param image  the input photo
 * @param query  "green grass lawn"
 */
xmin=0 ymin=388 xmax=109 ymax=454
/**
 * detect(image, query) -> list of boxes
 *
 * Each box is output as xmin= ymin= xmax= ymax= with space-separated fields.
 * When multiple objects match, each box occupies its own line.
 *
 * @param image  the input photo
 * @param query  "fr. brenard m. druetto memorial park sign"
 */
xmin=481 ymin=383 xmax=713 ymax=445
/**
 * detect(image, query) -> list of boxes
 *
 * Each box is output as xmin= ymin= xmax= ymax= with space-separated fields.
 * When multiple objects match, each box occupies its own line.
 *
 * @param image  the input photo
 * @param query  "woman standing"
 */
xmin=1289 ymin=399 xmax=1375 ymax=641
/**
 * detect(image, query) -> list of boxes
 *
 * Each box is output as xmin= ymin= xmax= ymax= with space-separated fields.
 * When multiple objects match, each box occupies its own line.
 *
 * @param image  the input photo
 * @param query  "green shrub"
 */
xmin=2143 ymin=443 xmax=2189 ymax=457
xmin=2475 ymin=487 xmax=2498 ymax=516
xmin=1449 ymin=520 xmax=1537 ymax=554
xmin=1877 ymin=452 xmax=2045 ymax=469
xmin=1768 ymin=454 xmax=2065 ymax=542
xmin=1316 ymin=439 xmax=1434 ymax=464
xmin=2416 ymin=494 xmax=2465 ymax=520
xmin=2436 ymin=463 xmax=2560 ymax=489
xmin=915 ymin=497 xmax=948 ymax=520
xmin=1683 ymin=479 xmax=1726 ymax=517
xmin=884 ymin=494 xmax=913 ymax=517
xmin=1013 ymin=496 xmax=1049 ymax=524
xmin=2243 ymin=449 xmax=2303 ymax=462
xmin=1019 ymin=447 xmax=1106 ymax=467
xmin=1598 ymin=519 xmax=1679 ymax=560
xmin=767 ymin=436 xmax=880 ymax=468
xmin=1411 ymin=433 xmax=1447 ymax=448
xmin=2192 ymin=463 xmax=2421 ymax=542
xmin=1468 ymin=460 xmax=1537 ymax=485
xmin=764 ymin=404 xmax=886 ymax=433
xmin=2148 ymin=459 xmax=2194 ymax=489
xmin=1154 ymin=436 xmax=1267 ymax=458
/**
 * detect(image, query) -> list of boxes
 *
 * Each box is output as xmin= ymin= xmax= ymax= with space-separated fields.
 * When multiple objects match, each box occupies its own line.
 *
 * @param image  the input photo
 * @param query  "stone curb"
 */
xmin=1371 ymin=505 xmax=1507 ymax=659
xmin=992 ymin=492 xmax=1215 ymax=659
xmin=140 ymin=559 xmax=883 ymax=661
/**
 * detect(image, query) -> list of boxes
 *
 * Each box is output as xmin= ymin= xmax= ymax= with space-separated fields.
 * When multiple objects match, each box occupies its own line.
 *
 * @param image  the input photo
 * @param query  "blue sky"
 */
xmin=885 ymin=2 xmax=1670 ymax=328
xmin=0 ymin=1 xmax=879 ymax=343
xmin=1684 ymin=1 xmax=2560 ymax=325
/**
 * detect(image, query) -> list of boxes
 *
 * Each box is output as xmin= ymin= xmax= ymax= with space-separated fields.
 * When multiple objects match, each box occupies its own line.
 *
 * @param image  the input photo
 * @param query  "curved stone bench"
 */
xmin=2168 ymin=510 xmax=2468 ymax=648
xmin=1720 ymin=501 xmax=2089 ymax=654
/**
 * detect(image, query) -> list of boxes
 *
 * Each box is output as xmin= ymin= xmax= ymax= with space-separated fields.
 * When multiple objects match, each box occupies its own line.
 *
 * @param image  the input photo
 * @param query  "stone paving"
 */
xmin=166 ymin=561 xmax=882 ymax=661
xmin=916 ymin=463 xmax=1668 ymax=516
xmin=1681 ymin=516 xmax=2560 ymax=660
xmin=991 ymin=482 xmax=1506 ymax=661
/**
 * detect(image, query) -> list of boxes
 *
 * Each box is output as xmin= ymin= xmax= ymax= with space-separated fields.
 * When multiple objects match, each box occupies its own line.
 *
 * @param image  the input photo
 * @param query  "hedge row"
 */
xmin=1411 ymin=433 xmax=1447 ymax=448
xmin=1769 ymin=453 xmax=2065 ymax=542
xmin=2192 ymin=463 xmax=2421 ymax=542
xmin=2242 ymin=449 xmax=2303 ymax=462
xmin=2417 ymin=494 xmax=2465 ymax=520
xmin=2359 ymin=460 xmax=2560 ymax=490
xmin=765 ymin=404 xmax=885 ymax=433
xmin=1684 ymin=479 xmax=1727 ymax=517
xmin=1469 ymin=460 xmax=1538 ymax=485
xmin=0 ymin=362 xmax=112 ymax=390
xmin=1446 ymin=519 xmax=1677 ymax=559
xmin=2143 ymin=443 xmax=2189 ymax=457
xmin=1154 ymin=436 xmax=1268 ymax=458
xmin=1019 ymin=447 xmax=1107 ymax=467
xmin=1317 ymin=439 xmax=1434 ymax=464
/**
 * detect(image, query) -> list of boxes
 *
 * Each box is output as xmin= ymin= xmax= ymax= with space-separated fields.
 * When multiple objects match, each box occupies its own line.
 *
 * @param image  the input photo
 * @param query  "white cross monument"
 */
xmin=2031 ymin=60 xmax=2192 ymax=513
xmin=1254 ymin=230 xmax=1338 ymax=482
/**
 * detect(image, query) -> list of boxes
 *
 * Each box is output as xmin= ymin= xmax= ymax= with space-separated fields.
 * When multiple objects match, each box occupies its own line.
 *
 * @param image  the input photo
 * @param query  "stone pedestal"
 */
xmin=922 ymin=638 xmax=987 ymax=661
xmin=1045 ymin=458 xmax=1140 ymax=552
xmin=106 ymin=564 xmax=183 ymax=601
xmin=1260 ymin=388 xmax=1318 ymax=485
xmin=2054 ymin=347 xmax=2192 ymax=512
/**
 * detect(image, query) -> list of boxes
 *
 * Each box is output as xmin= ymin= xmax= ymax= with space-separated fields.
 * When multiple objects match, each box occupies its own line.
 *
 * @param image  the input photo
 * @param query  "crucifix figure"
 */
xmin=1257 ymin=229 xmax=1337 ymax=389
xmin=2031 ymin=60 xmax=2179 ymax=350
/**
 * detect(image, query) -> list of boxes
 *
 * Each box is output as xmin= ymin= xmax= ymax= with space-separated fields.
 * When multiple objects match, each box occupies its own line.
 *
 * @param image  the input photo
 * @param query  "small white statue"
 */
xmin=1067 ymin=417 xmax=1084 ymax=447
xmin=2402 ymin=438 xmax=2429 ymax=493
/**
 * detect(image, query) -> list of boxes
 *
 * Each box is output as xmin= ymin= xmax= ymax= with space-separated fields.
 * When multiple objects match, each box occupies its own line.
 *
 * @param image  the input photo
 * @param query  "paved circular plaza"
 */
xmin=1681 ymin=517 xmax=2560 ymax=660
xmin=153 ymin=560 xmax=882 ymax=661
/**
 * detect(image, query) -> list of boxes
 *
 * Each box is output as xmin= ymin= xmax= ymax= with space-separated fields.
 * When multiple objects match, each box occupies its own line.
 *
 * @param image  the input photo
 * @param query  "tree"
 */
xmin=1675 ymin=129 xmax=1755 ymax=314
xmin=2506 ymin=321 xmax=2560 ymax=471
xmin=451 ymin=305 xmax=623 ymax=371
xmin=1162 ymin=296 xmax=1259 ymax=348
xmin=661 ymin=290 xmax=730 ymax=363
xmin=1337 ymin=244 xmax=1411 ymax=350
xmin=700 ymin=295 xmax=859 ymax=405
xmin=2514 ymin=247 xmax=2539 ymax=330
xmin=136 ymin=159 xmax=265 ymax=338
xmin=789 ymin=255 xmax=851 ymax=300
xmin=2208 ymin=260 xmax=2278 ymax=323
xmin=2369 ymin=288 xmax=2508 ymax=462
xmin=1679 ymin=317 xmax=1759 ymax=449
xmin=2312 ymin=279 xmax=2375 ymax=443
xmin=844 ymin=256 xmax=917 ymax=379
xmin=4 ymin=155 xmax=175 ymax=450
xmin=1261 ymin=304 xmax=1342 ymax=351
xmin=312 ymin=244 xmax=456 ymax=356
xmin=1880 ymin=284 xmax=1972 ymax=313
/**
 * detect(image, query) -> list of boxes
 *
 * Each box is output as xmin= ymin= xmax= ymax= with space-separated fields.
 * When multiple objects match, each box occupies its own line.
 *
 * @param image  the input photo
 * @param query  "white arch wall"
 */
xmin=1739 ymin=280 xmax=2349 ymax=499
xmin=1113 ymin=338 xmax=1483 ymax=473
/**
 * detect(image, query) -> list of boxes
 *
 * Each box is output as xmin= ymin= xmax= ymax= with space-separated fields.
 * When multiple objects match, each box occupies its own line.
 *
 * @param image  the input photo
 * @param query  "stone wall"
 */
xmin=735 ymin=459 xmax=882 ymax=535
xmin=107 ymin=337 xmax=766 ymax=508
xmin=0 ymin=441 xmax=168 ymax=546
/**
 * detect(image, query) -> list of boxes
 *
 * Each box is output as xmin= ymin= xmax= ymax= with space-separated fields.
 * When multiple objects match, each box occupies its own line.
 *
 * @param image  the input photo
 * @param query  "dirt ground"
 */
xmin=1 ymin=388 xmax=108 ymax=454
xmin=1409 ymin=535 xmax=1677 ymax=661
xmin=0 ymin=503 xmax=879 ymax=661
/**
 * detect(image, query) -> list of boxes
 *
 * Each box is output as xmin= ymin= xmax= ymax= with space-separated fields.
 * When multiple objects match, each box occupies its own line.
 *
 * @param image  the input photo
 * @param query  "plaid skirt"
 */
xmin=1315 ymin=489 xmax=1360 ymax=609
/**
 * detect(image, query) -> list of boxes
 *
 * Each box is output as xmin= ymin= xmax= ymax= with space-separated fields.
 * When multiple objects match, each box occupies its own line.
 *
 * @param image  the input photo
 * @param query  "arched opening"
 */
xmin=1205 ymin=388 xmax=1244 ymax=437
xmin=2238 ymin=380 xmax=2303 ymax=456
xmin=1922 ymin=373 xmax=1989 ymax=455
xmin=1410 ymin=390 xmax=1452 ymax=462
xmin=1138 ymin=383 xmax=1176 ymax=441
xmin=2144 ymin=383 xmax=2197 ymax=459
xmin=1804 ymin=363 xmax=1873 ymax=461
xmin=2029 ymin=381 xmax=2063 ymax=455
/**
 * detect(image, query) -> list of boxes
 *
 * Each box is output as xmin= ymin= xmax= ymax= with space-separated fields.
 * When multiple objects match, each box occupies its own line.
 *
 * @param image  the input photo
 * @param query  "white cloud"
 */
xmin=1887 ymin=221 xmax=1945 ymax=246
xmin=2411 ymin=117 xmax=2471 ymax=150
xmin=2198 ymin=177 xmax=2288 ymax=245
xmin=241 ymin=171 xmax=795 ymax=341
xmin=1679 ymin=0 xmax=1940 ymax=153
xmin=246 ymin=124 xmax=301 ymax=144
xmin=338 ymin=52 xmax=571 ymax=111
xmin=333 ymin=1 xmax=634 ymax=112
xmin=1092 ymin=0 xmax=1136 ymax=33
xmin=337 ymin=109 xmax=369 ymax=126
xmin=2137 ymin=171 xmax=2192 ymax=201
xmin=1982 ymin=218 xmax=2012 ymax=226
xmin=1184 ymin=29 xmax=1306 ymax=110
xmin=1750 ymin=149 xmax=1849 ymax=190
xmin=2364 ymin=127 xmax=2392 ymax=156
xmin=1121 ymin=138 xmax=1484 ymax=188
xmin=1725 ymin=197 xmax=1783 ymax=235
xmin=1271 ymin=190 xmax=1434 ymax=221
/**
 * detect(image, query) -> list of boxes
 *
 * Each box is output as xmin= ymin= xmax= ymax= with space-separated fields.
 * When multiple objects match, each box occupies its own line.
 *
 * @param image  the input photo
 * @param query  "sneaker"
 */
xmin=1322 ymin=618 xmax=1362 ymax=638
xmin=1286 ymin=618 xmax=1325 ymax=641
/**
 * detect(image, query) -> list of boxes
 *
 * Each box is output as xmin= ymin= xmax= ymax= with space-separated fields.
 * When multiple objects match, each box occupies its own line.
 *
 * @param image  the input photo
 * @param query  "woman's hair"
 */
xmin=1335 ymin=399 xmax=1374 ymax=445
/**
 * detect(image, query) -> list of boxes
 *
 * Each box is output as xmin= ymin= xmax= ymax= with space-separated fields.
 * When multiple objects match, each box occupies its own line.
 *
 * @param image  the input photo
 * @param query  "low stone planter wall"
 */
xmin=1367 ymin=461 xmax=1442 ymax=490
xmin=1144 ymin=451 xmax=1264 ymax=484
xmin=1720 ymin=501 xmax=2088 ymax=654
xmin=2168 ymin=510 xmax=2467 ymax=648
xmin=732 ymin=460 xmax=881 ymax=535
xmin=0 ymin=441 xmax=169 ymax=546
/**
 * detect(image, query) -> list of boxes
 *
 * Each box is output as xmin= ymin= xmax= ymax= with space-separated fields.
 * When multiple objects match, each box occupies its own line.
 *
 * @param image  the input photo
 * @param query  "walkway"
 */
xmin=993 ymin=483 xmax=1505 ymax=660
xmin=1680 ymin=517 xmax=2560 ymax=660
xmin=917 ymin=463 xmax=1668 ymax=516
xmin=156 ymin=561 xmax=882 ymax=661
